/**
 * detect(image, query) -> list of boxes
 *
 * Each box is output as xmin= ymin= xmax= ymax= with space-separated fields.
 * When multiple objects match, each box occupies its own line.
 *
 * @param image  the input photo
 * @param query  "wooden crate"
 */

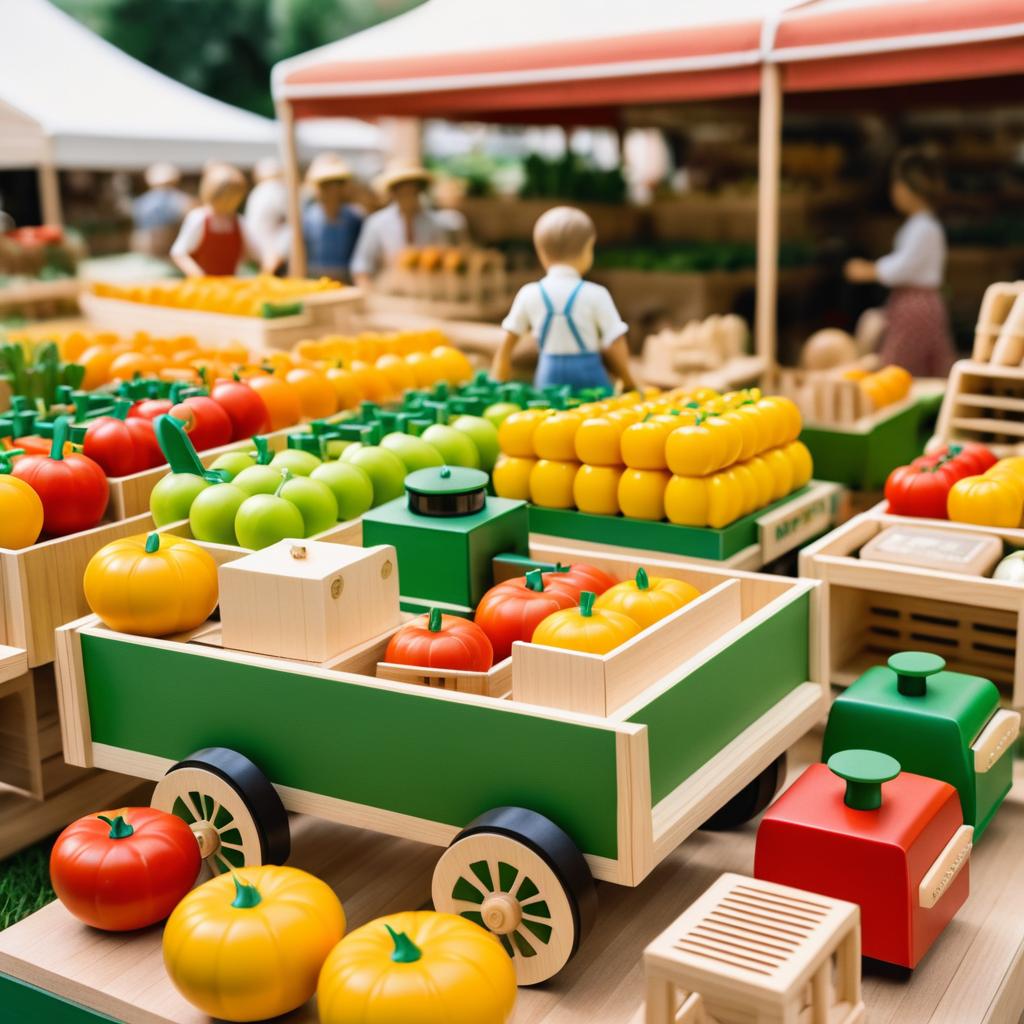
xmin=0 ymin=512 xmax=155 ymax=668
xmin=80 ymin=287 xmax=365 ymax=351
xmin=0 ymin=279 xmax=81 ymax=319
xmin=799 ymin=513 xmax=1024 ymax=705
xmin=930 ymin=359 xmax=1024 ymax=457
xmin=459 ymin=197 xmax=643 ymax=245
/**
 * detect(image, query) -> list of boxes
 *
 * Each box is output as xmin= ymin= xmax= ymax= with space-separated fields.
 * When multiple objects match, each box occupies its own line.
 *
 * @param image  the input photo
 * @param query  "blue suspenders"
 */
xmin=537 ymin=280 xmax=588 ymax=352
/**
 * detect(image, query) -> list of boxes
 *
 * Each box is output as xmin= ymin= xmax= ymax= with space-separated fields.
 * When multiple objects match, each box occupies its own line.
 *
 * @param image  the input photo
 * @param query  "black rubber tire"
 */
xmin=166 ymin=747 xmax=291 ymax=864
xmin=700 ymin=753 xmax=787 ymax=831
xmin=453 ymin=806 xmax=598 ymax=961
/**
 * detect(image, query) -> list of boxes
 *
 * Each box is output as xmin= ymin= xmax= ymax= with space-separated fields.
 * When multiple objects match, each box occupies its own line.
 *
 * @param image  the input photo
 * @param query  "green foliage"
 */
xmin=0 ymin=840 xmax=55 ymax=932
xmin=520 ymin=153 xmax=626 ymax=204
xmin=591 ymin=241 xmax=814 ymax=273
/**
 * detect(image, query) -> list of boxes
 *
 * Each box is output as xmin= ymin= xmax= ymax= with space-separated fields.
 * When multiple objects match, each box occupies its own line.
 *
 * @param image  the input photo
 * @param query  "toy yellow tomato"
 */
xmin=532 ymin=590 xmax=638 ymax=654
xmin=498 ymin=409 xmax=549 ymax=458
xmin=0 ymin=465 xmax=44 ymax=549
xmin=620 ymin=419 xmax=672 ymax=470
xmin=317 ymin=911 xmax=516 ymax=1024
xmin=164 ymin=867 xmax=345 ymax=1023
xmin=746 ymin=455 xmax=775 ymax=508
xmin=948 ymin=474 xmax=1023 ymax=528
xmin=727 ymin=463 xmax=758 ymax=516
xmin=84 ymin=532 xmax=218 ymax=636
xmin=574 ymin=416 xmax=624 ymax=465
xmin=574 ymin=464 xmax=621 ymax=515
xmin=618 ymin=468 xmax=668 ymax=521
xmin=762 ymin=447 xmax=795 ymax=501
xmin=492 ymin=454 xmax=536 ymax=500
xmin=721 ymin=408 xmax=760 ymax=462
xmin=529 ymin=459 xmax=579 ymax=509
xmin=595 ymin=567 xmax=699 ymax=629
xmin=665 ymin=421 xmax=727 ymax=476
xmin=431 ymin=345 xmax=473 ymax=384
xmin=783 ymin=441 xmax=813 ymax=490
xmin=664 ymin=471 xmax=744 ymax=528
xmin=532 ymin=411 xmax=583 ymax=461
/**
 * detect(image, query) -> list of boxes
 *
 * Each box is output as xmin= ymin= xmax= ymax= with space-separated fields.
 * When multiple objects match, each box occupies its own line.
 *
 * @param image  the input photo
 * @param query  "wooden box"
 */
xmin=799 ymin=513 xmax=1024 ymax=705
xmin=930 ymin=359 xmax=1024 ymax=457
xmin=219 ymin=541 xmax=401 ymax=662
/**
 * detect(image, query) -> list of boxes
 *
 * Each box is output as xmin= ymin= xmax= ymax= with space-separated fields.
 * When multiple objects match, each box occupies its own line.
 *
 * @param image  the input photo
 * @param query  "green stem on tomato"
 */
xmin=386 ymin=925 xmax=423 ymax=963
xmin=635 ymin=568 xmax=650 ymax=591
xmin=48 ymin=416 xmax=70 ymax=461
xmin=251 ymin=436 xmax=272 ymax=465
xmin=97 ymin=814 xmax=134 ymax=840
xmin=525 ymin=568 xmax=545 ymax=592
xmin=111 ymin=397 xmax=132 ymax=422
xmin=0 ymin=449 xmax=24 ymax=474
xmin=579 ymin=591 xmax=596 ymax=618
xmin=428 ymin=607 xmax=443 ymax=632
xmin=144 ymin=533 xmax=160 ymax=554
xmin=230 ymin=875 xmax=262 ymax=909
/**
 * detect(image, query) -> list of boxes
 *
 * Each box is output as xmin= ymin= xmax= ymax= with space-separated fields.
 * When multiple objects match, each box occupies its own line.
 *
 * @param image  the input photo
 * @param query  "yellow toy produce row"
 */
xmin=494 ymin=439 xmax=813 ymax=528
xmin=498 ymin=387 xmax=803 ymax=476
xmin=948 ymin=456 xmax=1024 ymax=528
xmin=90 ymin=275 xmax=343 ymax=317
xmin=842 ymin=364 xmax=913 ymax=409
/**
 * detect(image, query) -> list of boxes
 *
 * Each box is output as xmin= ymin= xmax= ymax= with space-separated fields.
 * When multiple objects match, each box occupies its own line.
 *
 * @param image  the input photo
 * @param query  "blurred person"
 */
xmin=245 ymin=157 xmax=288 ymax=272
xmin=131 ymin=162 xmax=191 ymax=257
xmin=432 ymin=175 xmax=470 ymax=243
xmin=302 ymin=153 xmax=364 ymax=281
xmin=171 ymin=163 xmax=268 ymax=277
xmin=350 ymin=161 xmax=448 ymax=288
xmin=844 ymin=149 xmax=956 ymax=376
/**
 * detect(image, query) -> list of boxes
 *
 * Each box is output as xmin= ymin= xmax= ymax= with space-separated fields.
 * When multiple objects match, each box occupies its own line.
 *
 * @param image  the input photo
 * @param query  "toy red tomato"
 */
xmin=12 ymin=418 xmax=108 ymax=536
xmin=169 ymin=396 xmax=233 ymax=451
xmin=129 ymin=397 xmax=173 ymax=421
xmin=211 ymin=378 xmax=270 ymax=441
xmin=544 ymin=561 xmax=617 ymax=598
xmin=884 ymin=463 xmax=957 ymax=519
xmin=474 ymin=568 xmax=578 ymax=661
xmin=50 ymin=807 xmax=200 ymax=930
xmin=385 ymin=608 xmax=493 ymax=671
xmin=83 ymin=398 xmax=165 ymax=477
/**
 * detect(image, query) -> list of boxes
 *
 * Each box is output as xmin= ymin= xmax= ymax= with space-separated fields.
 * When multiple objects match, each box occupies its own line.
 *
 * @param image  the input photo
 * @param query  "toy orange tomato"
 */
xmin=573 ymin=463 xmax=621 ymax=515
xmin=317 ymin=911 xmax=517 ymax=1024
xmin=385 ymin=608 xmax=493 ymax=671
xmin=50 ymin=808 xmax=200 ymax=931
xmin=0 ymin=451 xmax=43 ymax=548
xmin=618 ymin=467 xmax=668 ymax=520
xmin=529 ymin=458 xmax=579 ymax=509
xmin=375 ymin=353 xmax=417 ymax=394
xmin=286 ymin=367 xmax=337 ymax=419
xmin=532 ymin=590 xmax=638 ymax=654
xmin=248 ymin=373 xmax=302 ymax=430
xmin=325 ymin=366 xmax=364 ymax=410
xmin=164 ymin=867 xmax=345 ymax=1022
xmin=595 ymin=567 xmax=699 ymax=629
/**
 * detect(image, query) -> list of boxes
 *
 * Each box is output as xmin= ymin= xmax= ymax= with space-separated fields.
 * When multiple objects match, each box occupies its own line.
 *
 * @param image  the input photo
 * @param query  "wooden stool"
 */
xmin=640 ymin=873 xmax=864 ymax=1024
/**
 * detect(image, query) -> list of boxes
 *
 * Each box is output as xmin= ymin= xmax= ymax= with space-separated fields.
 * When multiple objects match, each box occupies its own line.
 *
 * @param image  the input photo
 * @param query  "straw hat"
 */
xmin=377 ymin=160 xmax=432 ymax=194
xmin=306 ymin=153 xmax=353 ymax=186
xmin=254 ymin=157 xmax=282 ymax=183
xmin=145 ymin=162 xmax=181 ymax=188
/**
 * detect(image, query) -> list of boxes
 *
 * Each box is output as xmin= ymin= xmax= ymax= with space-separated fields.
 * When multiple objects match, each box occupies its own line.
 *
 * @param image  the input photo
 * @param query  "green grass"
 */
xmin=0 ymin=839 xmax=56 ymax=931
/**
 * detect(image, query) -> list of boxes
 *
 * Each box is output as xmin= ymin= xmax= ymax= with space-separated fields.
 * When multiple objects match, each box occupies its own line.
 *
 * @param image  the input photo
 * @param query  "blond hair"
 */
xmin=533 ymin=206 xmax=596 ymax=264
xmin=199 ymin=163 xmax=247 ymax=205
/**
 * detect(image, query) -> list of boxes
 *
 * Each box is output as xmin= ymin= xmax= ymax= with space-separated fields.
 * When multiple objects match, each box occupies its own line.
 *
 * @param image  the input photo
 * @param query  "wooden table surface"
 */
xmin=0 ymin=738 xmax=1021 ymax=1024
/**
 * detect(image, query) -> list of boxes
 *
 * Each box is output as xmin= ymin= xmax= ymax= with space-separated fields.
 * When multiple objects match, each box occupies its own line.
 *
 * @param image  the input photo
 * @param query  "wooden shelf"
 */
xmin=0 ymin=731 xmax=1021 ymax=1023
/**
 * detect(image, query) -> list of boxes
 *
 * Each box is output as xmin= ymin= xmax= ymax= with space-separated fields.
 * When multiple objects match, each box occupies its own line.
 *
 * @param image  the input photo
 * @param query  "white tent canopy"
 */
xmin=0 ymin=0 xmax=381 ymax=172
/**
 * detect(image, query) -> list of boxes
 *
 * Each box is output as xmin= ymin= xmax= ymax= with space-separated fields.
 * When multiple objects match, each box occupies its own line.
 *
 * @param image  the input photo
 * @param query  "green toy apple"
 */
xmin=421 ymin=424 xmax=480 ymax=469
xmin=207 ymin=450 xmax=255 ymax=481
xmin=149 ymin=473 xmax=210 ymax=526
xmin=380 ymin=431 xmax=444 ymax=473
xmin=483 ymin=401 xmax=520 ymax=428
xmin=278 ymin=475 xmax=338 ymax=537
xmin=189 ymin=483 xmax=248 ymax=545
xmin=234 ymin=491 xmax=305 ymax=550
xmin=343 ymin=445 xmax=408 ymax=505
xmin=310 ymin=461 xmax=375 ymax=520
xmin=271 ymin=449 xmax=322 ymax=477
xmin=451 ymin=415 xmax=499 ymax=472
xmin=232 ymin=465 xmax=284 ymax=496
xmin=993 ymin=550 xmax=1024 ymax=582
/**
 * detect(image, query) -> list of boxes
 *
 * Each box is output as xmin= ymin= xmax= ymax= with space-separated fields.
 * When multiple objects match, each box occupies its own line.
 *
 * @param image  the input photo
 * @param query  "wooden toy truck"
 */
xmin=54 ymin=542 xmax=826 ymax=986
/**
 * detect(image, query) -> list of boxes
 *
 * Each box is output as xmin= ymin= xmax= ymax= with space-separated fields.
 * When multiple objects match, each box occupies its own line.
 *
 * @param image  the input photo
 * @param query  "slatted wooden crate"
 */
xmin=930 ymin=359 xmax=1024 ymax=457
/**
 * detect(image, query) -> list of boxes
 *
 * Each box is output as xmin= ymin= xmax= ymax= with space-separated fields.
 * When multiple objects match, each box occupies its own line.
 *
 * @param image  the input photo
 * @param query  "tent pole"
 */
xmin=37 ymin=161 xmax=63 ymax=226
xmin=277 ymin=99 xmax=306 ymax=278
xmin=755 ymin=61 xmax=782 ymax=366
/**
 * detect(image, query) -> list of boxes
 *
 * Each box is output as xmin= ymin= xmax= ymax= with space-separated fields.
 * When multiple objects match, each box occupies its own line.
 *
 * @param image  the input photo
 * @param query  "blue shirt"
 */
xmin=132 ymin=188 xmax=189 ymax=231
xmin=302 ymin=202 xmax=364 ymax=278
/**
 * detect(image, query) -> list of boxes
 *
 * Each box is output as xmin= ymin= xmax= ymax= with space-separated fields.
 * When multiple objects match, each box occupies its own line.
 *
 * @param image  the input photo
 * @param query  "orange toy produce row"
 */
xmin=842 ymin=364 xmax=913 ymax=409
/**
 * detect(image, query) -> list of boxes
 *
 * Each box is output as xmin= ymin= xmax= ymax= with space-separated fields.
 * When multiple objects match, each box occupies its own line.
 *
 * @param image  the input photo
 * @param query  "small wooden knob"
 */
xmin=290 ymin=544 xmax=308 ymax=560
xmin=480 ymin=892 xmax=522 ymax=935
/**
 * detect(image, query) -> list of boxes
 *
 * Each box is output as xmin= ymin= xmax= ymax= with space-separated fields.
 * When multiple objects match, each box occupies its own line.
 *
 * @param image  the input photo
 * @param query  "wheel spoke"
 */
xmin=186 ymin=790 xmax=207 ymax=824
xmin=449 ymin=898 xmax=489 ymax=915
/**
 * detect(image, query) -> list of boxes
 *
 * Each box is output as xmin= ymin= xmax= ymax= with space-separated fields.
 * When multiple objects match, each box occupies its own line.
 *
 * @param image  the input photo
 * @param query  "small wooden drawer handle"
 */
xmin=972 ymin=709 xmax=1021 ymax=774
xmin=918 ymin=825 xmax=973 ymax=910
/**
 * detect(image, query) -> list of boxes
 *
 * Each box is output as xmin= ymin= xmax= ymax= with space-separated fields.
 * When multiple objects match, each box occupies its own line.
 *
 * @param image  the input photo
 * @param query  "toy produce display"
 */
xmin=531 ymin=589 xmax=639 ymax=654
xmin=385 ymin=608 xmax=495 ymax=671
xmin=0 ymin=339 xmax=85 ymax=408
xmin=841 ymin=364 xmax=913 ymax=410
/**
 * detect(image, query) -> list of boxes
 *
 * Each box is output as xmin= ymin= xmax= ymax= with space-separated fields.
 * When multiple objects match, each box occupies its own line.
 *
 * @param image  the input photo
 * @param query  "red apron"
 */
xmin=191 ymin=212 xmax=243 ymax=276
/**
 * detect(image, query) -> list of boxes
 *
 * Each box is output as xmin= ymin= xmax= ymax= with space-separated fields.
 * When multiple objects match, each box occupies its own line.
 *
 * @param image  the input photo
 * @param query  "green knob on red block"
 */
xmin=888 ymin=651 xmax=946 ymax=697
xmin=828 ymin=749 xmax=900 ymax=811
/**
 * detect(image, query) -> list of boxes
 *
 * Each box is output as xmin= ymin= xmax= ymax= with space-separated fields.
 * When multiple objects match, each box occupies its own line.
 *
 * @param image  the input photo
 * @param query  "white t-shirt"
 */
xmin=170 ymin=207 xmax=259 ymax=262
xmin=502 ymin=265 xmax=628 ymax=356
xmin=244 ymin=179 xmax=288 ymax=263
xmin=875 ymin=211 xmax=946 ymax=289
xmin=349 ymin=201 xmax=448 ymax=277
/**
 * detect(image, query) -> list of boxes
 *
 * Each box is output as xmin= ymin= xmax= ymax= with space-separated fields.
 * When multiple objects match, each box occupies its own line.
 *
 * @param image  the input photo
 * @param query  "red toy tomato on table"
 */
xmin=385 ymin=608 xmax=493 ymax=672
xmin=83 ymin=398 xmax=165 ymax=477
xmin=885 ymin=443 xmax=997 ymax=519
xmin=475 ymin=568 xmax=578 ymax=662
xmin=543 ymin=561 xmax=617 ymax=599
xmin=12 ymin=417 xmax=109 ymax=536
xmin=50 ymin=807 xmax=201 ymax=930
xmin=129 ymin=397 xmax=174 ymax=421
xmin=211 ymin=377 xmax=270 ymax=441
xmin=169 ymin=396 xmax=233 ymax=451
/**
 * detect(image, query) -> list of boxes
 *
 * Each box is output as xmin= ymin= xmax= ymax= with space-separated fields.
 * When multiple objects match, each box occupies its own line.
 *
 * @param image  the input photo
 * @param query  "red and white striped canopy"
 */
xmin=273 ymin=0 xmax=1024 ymax=120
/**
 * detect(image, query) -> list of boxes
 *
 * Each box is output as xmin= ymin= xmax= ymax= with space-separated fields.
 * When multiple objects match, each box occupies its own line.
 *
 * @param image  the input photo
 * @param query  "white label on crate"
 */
xmin=873 ymin=528 xmax=987 ymax=565
xmin=919 ymin=826 xmax=973 ymax=910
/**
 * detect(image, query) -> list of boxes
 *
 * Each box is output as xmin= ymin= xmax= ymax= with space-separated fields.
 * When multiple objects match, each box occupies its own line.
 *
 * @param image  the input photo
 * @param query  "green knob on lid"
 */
xmin=888 ymin=651 xmax=945 ymax=697
xmin=828 ymin=749 xmax=900 ymax=810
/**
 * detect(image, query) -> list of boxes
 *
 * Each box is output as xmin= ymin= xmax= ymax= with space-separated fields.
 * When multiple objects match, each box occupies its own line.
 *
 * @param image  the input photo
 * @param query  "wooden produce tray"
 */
xmin=0 ymin=278 xmax=81 ymax=318
xmin=1 ymin=736 xmax=1021 ymax=1024
xmin=80 ymin=287 xmax=364 ymax=351
xmin=799 ymin=513 xmax=1024 ymax=705
xmin=528 ymin=480 xmax=842 ymax=569
xmin=930 ymin=360 xmax=1024 ymax=458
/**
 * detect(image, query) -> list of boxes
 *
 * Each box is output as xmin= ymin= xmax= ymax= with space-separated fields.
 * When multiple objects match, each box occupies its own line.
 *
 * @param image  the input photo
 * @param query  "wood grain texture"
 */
xmin=0 ymin=733 xmax=1019 ymax=1023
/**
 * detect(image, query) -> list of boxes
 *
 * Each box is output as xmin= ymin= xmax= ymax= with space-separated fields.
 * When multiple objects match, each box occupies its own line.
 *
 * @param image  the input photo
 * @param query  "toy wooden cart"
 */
xmin=55 ymin=542 xmax=825 ymax=986
xmin=80 ymin=286 xmax=364 ymax=351
xmin=930 ymin=359 xmax=1024 ymax=458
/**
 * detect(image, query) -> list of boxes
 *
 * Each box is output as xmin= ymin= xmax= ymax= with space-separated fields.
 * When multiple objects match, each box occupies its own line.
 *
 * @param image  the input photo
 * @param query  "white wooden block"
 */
xmin=859 ymin=525 xmax=1003 ymax=577
xmin=218 ymin=540 xmax=401 ymax=662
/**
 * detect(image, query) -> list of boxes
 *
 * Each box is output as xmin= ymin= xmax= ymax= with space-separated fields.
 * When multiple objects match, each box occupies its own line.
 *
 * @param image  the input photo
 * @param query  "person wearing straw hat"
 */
xmin=301 ymin=153 xmax=364 ymax=282
xmin=131 ymin=162 xmax=192 ymax=257
xmin=350 ymin=160 xmax=448 ymax=288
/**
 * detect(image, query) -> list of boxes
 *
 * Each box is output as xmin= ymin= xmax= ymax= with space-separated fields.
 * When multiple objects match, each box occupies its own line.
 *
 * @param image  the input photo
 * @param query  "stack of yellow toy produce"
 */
xmin=493 ymin=388 xmax=813 ymax=529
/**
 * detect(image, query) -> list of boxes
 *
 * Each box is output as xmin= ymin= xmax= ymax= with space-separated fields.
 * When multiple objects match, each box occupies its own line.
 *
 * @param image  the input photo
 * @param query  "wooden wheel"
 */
xmin=151 ymin=747 xmax=290 ymax=875
xmin=432 ymin=807 xmax=595 ymax=986
xmin=700 ymin=753 xmax=787 ymax=831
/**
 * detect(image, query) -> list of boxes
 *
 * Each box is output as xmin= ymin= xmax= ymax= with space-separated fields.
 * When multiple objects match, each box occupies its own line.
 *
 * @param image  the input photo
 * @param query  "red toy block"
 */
xmin=754 ymin=751 xmax=972 ymax=968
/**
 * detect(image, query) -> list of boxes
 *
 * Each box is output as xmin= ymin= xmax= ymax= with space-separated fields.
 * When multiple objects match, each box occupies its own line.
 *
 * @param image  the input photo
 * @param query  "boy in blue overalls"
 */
xmin=493 ymin=206 xmax=636 ymax=391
